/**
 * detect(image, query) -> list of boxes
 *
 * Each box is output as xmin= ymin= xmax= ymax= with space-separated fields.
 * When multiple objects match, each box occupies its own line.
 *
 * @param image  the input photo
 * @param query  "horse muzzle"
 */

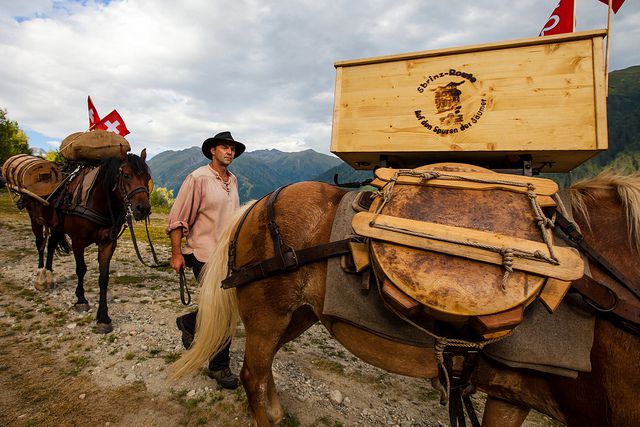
xmin=133 ymin=202 xmax=151 ymax=221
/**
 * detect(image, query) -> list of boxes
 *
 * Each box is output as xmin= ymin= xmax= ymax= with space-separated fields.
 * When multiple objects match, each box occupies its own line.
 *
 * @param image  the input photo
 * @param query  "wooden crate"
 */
xmin=330 ymin=30 xmax=608 ymax=172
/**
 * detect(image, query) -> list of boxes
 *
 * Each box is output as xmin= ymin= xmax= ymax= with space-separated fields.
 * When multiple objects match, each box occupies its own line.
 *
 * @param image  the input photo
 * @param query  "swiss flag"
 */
xmin=90 ymin=109 xmax=130 ymax=137
xmin=597 ymin=0 xmax=625 ymax=13
xmin=540 ymin=0 xmax=575 ymax=36
xmin=88 ymin=96 xmax=99 ymax=128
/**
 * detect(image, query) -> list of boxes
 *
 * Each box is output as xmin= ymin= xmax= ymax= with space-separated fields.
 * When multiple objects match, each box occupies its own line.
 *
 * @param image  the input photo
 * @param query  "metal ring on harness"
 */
xmin=582 ymin=286 xmax=619 ymax=313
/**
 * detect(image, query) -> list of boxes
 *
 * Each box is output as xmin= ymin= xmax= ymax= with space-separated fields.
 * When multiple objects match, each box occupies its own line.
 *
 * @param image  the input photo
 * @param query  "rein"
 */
xmin=115 ymin=162 xmax=169 ymax=268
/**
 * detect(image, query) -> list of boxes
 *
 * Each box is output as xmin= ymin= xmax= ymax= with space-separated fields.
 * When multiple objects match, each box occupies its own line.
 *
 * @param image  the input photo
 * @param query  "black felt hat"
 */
xmin=201 ymin=131 xmax=246 ymax=159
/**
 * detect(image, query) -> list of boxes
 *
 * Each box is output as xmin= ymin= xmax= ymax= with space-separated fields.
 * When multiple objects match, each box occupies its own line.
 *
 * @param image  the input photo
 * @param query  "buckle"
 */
xmin=281 ymin=247 xmax=299 ymax=270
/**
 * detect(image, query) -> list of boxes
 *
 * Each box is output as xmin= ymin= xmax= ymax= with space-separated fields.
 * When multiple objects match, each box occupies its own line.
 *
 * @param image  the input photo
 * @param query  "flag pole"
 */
xmin=605 ymin=0 xmax=613 ymax=96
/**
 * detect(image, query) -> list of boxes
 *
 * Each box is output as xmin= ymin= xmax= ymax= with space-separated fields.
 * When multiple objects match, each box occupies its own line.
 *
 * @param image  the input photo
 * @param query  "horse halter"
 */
xmin=113 ymin=163 xmax=150 ymax=219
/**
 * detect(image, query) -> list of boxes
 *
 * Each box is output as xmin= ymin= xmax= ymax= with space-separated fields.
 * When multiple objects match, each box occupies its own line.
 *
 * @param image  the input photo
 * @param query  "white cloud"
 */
xmin=0 ymin=0 xmax=638 ymax=157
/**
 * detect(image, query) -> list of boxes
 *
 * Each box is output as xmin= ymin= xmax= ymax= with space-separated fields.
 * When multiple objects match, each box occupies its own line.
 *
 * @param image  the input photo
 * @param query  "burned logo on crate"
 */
xmin=414 ymin=69 xmax=487 ymax=136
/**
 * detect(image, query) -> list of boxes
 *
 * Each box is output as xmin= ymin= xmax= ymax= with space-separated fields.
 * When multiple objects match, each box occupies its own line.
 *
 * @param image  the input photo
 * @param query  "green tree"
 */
xmin=149 ymin=186 xmax=175 ymax=211
xmin=45 ymin=149 xmax=65 ymax=163
xmin=0 ymin=108 xmax=31 ymax=166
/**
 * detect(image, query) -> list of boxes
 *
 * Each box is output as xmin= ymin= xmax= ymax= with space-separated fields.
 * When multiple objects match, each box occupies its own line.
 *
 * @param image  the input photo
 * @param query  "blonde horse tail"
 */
xmin=171 ymin=200 xmax=255 ymax=379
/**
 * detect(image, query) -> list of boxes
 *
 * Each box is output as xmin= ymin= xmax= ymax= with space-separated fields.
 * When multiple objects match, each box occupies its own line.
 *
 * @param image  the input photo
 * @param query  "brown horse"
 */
xmin=475 ymin=170 xmax=640 ymax=427
xmin=24 ymin=146 xmax=152 ymax=333
xmin=172 ymin=172 xmax=639 ymax=426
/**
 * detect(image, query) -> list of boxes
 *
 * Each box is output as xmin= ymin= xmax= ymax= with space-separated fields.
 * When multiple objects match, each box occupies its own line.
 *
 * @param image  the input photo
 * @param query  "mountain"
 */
xmin=147 ymin=148 xmax=342 ymax=202
xmin=314 ymin=162 xmax=375 ymax=187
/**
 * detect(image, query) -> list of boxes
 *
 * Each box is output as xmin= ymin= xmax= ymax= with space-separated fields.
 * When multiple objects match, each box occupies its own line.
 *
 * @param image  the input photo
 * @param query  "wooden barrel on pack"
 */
xmin=60 ymin=130 xmax=130 ymax=162
xmin=1 ymin=154 xmax=62 ymax=196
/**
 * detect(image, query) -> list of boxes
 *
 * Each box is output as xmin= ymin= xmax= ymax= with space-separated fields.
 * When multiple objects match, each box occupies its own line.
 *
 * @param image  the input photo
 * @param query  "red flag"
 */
xmin=597 ymin=0 xmax=625 ymax=13
xmin=540 ymin=0 xmax=575 ymax=36
xmin=87 ymin=96 xmax=100 ymax=128
xmin=90 ymin=109 xmax=130 ymax=137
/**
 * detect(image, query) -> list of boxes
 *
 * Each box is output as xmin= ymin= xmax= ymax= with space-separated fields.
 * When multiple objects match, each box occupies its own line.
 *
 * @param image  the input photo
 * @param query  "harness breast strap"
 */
xmin=222 ymin=186 xmax=351 ymax=289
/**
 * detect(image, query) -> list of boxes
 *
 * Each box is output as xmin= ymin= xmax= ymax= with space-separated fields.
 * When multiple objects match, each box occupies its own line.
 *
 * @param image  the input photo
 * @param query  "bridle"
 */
xmin=113 ymin=164 xmax=150 ymax=216
xmin=111 ymin=162 xmax=173 ymax=276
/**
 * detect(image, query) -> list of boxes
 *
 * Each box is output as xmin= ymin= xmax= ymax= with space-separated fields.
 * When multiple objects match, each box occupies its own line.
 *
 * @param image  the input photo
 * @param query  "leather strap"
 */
xmin=224 ymin=185 xmax=352 ymax=288
xmin=227 ymin=191 xmax=273 ymax=275
xmin=179 ymin=267 xmax=191 ymax=305
xmin=572 ymin=275 xmax=640 ymax=326
xmin=555 ymin=210 xmax=640 ymax=300
xmin=266 ymin=185 xmax=294 ymax=270
xmin=222 ymin=239 xmax=352 ymax=289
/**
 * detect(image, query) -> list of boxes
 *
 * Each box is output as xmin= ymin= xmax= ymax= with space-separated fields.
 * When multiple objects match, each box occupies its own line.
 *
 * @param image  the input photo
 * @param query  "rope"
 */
xmin=380 ymin=288 xmax=512 ymax=402
xmin=500 ymin=247 xmax=514 ymax=291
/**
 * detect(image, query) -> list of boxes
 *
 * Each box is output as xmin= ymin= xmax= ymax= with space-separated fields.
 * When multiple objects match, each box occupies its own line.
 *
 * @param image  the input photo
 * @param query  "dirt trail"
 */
xmin=0 ymin=196 xmax=559 ymax=427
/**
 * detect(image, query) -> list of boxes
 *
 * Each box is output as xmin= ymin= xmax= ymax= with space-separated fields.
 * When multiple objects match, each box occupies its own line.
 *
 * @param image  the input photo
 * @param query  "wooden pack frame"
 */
xmin=331 ymin=30 xmax=607 ymax=172
xmin=354 ymin=163 xmax=585 ymax=336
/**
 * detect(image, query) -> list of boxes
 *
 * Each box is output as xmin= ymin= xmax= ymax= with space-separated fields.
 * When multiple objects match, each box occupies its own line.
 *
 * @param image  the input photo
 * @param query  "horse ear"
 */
xmin=140 ymin=148 xmax=147 ymax=162
xmin=119 ymin=144 xmax=128 ymax=161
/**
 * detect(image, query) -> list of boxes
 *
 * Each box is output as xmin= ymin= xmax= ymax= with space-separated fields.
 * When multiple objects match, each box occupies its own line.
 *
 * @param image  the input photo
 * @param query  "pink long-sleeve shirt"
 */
xmin=166 ymin=164 xmax=239 ymax=262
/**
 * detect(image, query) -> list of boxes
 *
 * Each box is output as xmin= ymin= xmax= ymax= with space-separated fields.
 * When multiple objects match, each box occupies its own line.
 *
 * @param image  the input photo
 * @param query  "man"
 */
xmin=166 ymin=131 xmax=246 ymax=389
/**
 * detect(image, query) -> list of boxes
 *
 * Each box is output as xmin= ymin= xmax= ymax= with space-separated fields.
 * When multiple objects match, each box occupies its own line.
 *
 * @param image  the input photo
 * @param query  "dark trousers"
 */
xmin=183 ymin=253 xmax=231 ymax=371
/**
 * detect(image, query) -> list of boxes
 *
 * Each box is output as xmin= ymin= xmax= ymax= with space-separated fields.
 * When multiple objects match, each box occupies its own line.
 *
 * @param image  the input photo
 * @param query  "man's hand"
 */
xmin=170 ymin=252 xmax=186 ymax=273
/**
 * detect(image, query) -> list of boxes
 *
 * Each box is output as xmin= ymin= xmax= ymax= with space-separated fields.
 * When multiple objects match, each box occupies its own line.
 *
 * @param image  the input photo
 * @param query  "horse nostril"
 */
xmin=135 ymin=204 xmax=150 ymax=218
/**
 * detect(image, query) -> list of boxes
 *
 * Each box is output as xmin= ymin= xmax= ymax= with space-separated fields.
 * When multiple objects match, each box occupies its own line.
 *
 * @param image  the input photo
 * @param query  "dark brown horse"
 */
xmin=172 ymin=171 xmax=639 ymax=426
xmin=25 ymin=146 xmax=152 ymax=333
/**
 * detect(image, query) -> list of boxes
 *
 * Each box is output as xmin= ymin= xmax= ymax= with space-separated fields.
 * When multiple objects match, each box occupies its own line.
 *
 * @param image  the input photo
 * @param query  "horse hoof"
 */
xmin=95 ymin=323 xmax=113 ymax=334
xmin=74 ymin=303 xmax=91 ymax=312
xmin=44 ymin=270 xmax=55 ymax=290
xmin=34 ymin=269 xmax=46 ymax=291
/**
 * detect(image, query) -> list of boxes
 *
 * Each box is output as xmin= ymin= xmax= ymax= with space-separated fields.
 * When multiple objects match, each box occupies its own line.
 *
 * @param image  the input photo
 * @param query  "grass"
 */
xmin=311 ymin=359 xmax=345 ymax=375
xmin=163 ymin=352 xmax=181 ymax=364
xmin=281 ymin=411 xmax=301 ymax=427
xmin=119 ymin=212 xmax=171 ymax=247
xmin=65 ymin=354 xmax=94 ymax=376
xmin=113 ymin=275 xmax=144 ymax=285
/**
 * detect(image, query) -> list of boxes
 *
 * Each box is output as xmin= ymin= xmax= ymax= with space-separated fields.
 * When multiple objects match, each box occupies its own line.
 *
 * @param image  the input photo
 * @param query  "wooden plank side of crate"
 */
xmin=330 ymin=30 xmax=607 ymax=172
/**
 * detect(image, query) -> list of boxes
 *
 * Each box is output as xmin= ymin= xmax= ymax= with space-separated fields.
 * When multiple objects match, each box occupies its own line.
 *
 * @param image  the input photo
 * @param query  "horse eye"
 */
xmin=124 ymin=173 xmax=131 ymax=179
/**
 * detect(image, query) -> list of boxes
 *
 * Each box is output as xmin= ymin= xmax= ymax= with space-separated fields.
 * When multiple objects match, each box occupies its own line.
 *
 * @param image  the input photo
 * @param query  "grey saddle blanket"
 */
xmin=484 ymin=294 xmax=595 ymax=378
xmin=322 ymin=190 xmax=433 ymax=347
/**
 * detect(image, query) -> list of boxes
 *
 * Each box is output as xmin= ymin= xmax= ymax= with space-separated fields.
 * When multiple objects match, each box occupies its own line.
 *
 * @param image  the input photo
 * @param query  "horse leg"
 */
xmin=30 ymin=218 xmax=47 ymax=291
xmin=44 ymin=230 xmax=61 ymax=290
xmin=242 ymin=330 xmax=286 ymax=426
xmin=95 ymin=239 xmax=116 ymax=334
xmin=241 ymin=305 xmax=317 ymax=426
xmin=481 ymin=396 xmax=530 ymax=427
xmin=267 ymin=306 xmax=318 ymax=424
xmin=72 ymin=241 xmax=90 ymax=312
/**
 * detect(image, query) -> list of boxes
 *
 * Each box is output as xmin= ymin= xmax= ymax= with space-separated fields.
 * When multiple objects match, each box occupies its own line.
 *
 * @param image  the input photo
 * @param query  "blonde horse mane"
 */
xmin=171 ymin=200 xmax=256 ymax=379
xmin=567 ymin=169 xmax=640 ymax=252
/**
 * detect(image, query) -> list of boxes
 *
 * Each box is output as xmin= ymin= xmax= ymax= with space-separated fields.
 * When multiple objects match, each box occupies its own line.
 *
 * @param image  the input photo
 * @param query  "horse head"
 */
xmin=117 ymin=145 xmax=152 ymax=221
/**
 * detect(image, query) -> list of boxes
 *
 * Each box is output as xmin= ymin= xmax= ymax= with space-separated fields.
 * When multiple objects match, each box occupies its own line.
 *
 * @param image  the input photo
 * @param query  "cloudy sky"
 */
xmin=1 ymin=0 xmax=638 ymax=158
